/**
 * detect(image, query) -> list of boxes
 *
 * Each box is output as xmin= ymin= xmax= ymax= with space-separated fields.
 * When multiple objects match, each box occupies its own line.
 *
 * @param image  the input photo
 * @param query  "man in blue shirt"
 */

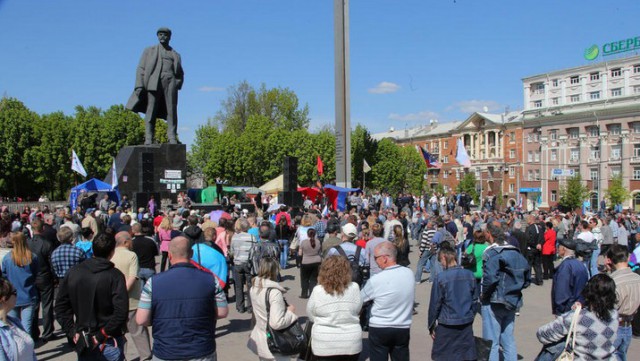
xmin=551 ymin=238 xmax=588 ymax=316
xmin=51 ymin=227 xmax=86 ymax=280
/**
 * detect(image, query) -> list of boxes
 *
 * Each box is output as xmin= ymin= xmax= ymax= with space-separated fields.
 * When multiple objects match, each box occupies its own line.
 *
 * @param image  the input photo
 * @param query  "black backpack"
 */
xmin=333 ymin=245 xmax=369 ymax=286
xmin=249 ymin=241 xmax=280 ymax=275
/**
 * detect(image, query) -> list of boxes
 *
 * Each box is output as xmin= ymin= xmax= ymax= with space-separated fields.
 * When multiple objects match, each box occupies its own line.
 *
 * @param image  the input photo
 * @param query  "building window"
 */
xmin=510 ymin=149 xmax=515 ymax=159
xmin=527 ymin=170 xmax=534 ymax=181
xmin=611 ymin=166 xmax=621 ymax=178
xmin=570 ymin=148 xmax=580 ymax=161
xmin=509 ymin=131 xmax=515 ymax=142
xmin=535 ymin=169 xmax=540 ymax=180
xmin=611 ymin=68 xmax=622 ymax=77
xmin=590 ymin=146 xmax=600 ymax=160
xmin=552 ymin=79 xmax=559 ymax=87
xmin=590 ymin=91 xmax=601 ymax=100
xmin=509 ymin=183 xmax=515 ymax=193
xmin=509 ymin=166 xmax=515 ymax=177
xmin=634 ymin=168 xmax=640 ymax=180
xmin=609 ymin=124 xmax=621 ymax=135
xmin=534 ymin=151 xmax=540 ymax=162
xmin=443 ymin=171 xmax=448 ymax=179
xmin=456 ymin=170 xmax=460 ymax=180
xmin=590 ymin=72 xmax=600 ymax=81
xmin=549 ymin=130 xmax=557 ymax=140
xmin=570 ymin=76 xmax=580 ymax=84
xmin=443 ymin=142 xmax=447 ymax=149
xmin=475 ymin=168 xmax=480 ymax=178
xmin=634 ymin=85 xmax=640 ymax=94
xmin=570 ymin=94 xmax=580 ymax=103
xmin=442 ymin=156 xmax=448 ymax=163
xmin=634 ymin=144 xmax=640 ymax=158
xmin=588 ymin=126 xmax=600 ymax=137
xmin=568 ymin=128 xmax=579 ymax=139
xmin=611 ymin=88 xmax=623 ymax=97
xmin=610 ymin=145 xmax=621 ymax=160
xmin=552 ymin=97 xmax=559 ymax=105
xmin=551 ymin=150 xmax=557 ymax=161
xmin=533 ymin=100 xmax=542 ymax=108
xmin=533 ymin=82 xmax=545 ymax=94
xmin=633 ymin=122 xmax=640 ymax=134
xmin=551 ymin=190 xmax=557 ymax=202
xmin=590 ymin=168 xmax=598 ymax=181
xmin=528 ymin=151 xmax=533 ymax=162
xmin=634 ymin=64 xmax=640 ymax=74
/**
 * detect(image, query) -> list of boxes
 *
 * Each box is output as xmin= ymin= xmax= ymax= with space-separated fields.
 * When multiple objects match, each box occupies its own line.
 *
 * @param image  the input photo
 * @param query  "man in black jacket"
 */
xmin=27 ymin=218 xmax=55 ymax=343
xmin=526 ymin=214 xmax=545 ymax=285
xmin=55 ymin=232 xmax=128 ymax=360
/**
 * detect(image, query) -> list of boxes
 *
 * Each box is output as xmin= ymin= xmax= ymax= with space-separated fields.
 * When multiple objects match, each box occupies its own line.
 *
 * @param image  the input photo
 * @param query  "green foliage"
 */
xmin=558 ymin=174 xmax=589 ymax=210
xmin=0 ymin=98 xmax=38 ymax=197
xmin=351 ymin=124 xmax=377 ymax=189
xmin=457 ymin=172 xmax=479 ymax=204
xmin=605 ymin=175 xmax=629 ymax=206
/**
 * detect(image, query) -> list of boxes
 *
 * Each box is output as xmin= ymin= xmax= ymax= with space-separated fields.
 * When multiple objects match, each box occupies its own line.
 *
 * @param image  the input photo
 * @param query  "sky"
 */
xmin=1 ymin=0 xmax=640 ymax=147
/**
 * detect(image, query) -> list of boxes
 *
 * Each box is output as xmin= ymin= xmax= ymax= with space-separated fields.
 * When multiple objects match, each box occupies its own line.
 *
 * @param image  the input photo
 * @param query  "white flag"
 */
xmin=111 ymin=157 xmax=118 ymax=189
xmin=455 ymin=138 xmax=472 ymax=168
xmin=71 ymin=150 xmax=87 ymax=177
xmin=363 ymin=159 xmax=371 ymax=173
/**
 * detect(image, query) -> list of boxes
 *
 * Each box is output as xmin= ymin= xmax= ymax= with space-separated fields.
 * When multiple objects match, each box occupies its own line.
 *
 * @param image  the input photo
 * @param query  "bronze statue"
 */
xmin=126 ymin=27 xmax=184 ymax=145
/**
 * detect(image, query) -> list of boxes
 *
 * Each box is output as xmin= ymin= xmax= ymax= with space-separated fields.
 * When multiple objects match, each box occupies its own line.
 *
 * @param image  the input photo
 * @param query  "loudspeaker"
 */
xmin=278 ymin=191 xmax=303 ymax=208
xmin=141 ymin=153 xmax=154 ymax=192
xmin=283 ymin=156 xmax=298 ymax=192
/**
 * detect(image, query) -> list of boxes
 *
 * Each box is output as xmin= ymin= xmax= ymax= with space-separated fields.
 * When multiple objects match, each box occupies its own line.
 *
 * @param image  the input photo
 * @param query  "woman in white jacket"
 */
xmin=307 ymin=255 xmax=363 ymax=360
xmin=248 ymin=257 xmax=298 ymax=361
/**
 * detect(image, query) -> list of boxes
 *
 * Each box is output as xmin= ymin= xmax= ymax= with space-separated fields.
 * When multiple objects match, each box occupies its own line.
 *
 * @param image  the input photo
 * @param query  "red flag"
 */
xmin=317 ymin=155 xmax=324 ymax=176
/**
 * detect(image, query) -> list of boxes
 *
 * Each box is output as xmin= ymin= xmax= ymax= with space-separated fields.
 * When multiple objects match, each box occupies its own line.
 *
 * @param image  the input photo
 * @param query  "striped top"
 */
xmin=610 ymin=267 xmax=640 ymax=318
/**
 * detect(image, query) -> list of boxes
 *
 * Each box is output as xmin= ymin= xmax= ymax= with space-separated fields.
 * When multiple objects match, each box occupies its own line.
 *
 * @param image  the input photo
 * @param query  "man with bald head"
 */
xmin=361 ymin=241 xmax=415 ymax=361
xmin=137 ymin=236 xmax=228 ymax=361
xmin=112 ymin=231 xmax=151 ymax=360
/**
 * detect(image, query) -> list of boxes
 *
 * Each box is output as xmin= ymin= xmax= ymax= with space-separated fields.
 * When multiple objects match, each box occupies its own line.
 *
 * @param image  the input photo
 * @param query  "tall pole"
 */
xmin=334 ymin=0 xmax=351 ymax=188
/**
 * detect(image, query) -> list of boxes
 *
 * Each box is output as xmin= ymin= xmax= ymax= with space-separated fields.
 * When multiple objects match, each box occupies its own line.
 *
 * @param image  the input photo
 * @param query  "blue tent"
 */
xmin=69 ymin=178 xmax=120 ymax=211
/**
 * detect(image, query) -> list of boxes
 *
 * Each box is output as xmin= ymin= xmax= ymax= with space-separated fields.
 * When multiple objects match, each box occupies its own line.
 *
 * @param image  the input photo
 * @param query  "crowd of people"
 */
xmin=0 ymin=189 xmax=639 ymax=360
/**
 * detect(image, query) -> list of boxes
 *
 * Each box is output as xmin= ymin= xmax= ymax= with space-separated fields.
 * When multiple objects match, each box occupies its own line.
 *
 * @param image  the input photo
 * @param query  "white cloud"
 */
xmin=368 ymin=81 xmax=400 ymax=94
xmin=448 ymin=100 xmax=502 ymax=113
xmin=198 ymin=86 xmax=224 ymax=92
xmin=388 ymin=110 xmax=439 ymax=122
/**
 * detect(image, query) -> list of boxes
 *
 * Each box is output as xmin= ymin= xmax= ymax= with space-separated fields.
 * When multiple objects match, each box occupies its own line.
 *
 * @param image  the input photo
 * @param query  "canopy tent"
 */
xmin=259 ymin=174 xmax=284 ymax=195
xmin=69 ymin=178 xmax=120 ymax=211
xmin=324 ymin=184 xmax=361 ymax=211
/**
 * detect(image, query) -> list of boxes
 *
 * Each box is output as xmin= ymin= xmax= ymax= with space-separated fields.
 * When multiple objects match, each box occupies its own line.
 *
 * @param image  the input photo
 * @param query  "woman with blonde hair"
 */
xmin=307 ymin=256 xmax=362 ymax=360
xmin=248 ymin=257 xmax=298 ymax=361
xmin=157 ymin=216 xmax=173 ymax=271
xmin=1 ymin=232 xmax=38 ymax=334
xmin=393 ymin=224 xmax=410 ymax=267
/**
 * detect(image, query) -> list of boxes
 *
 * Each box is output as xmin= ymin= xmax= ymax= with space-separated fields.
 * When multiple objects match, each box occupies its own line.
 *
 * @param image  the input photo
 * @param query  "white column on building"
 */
xmin=559 ymin=136 xmax=568 ymax=190
xmin=484 ymin=132 xmax=489 ymax=159
xmin=524 ymin=84 xmax=531 ymax=111
xmin=579 ymin=134 xmax=589 ymax=184
xmin=540 ymin=136 xmax=549 ymax=208
xmin=598 ymin=131 xmax=609 ymax=203
xmin=624 ymin=68 xmax=631 ymax=96
xmin=621 ymin=131 xmax=631 ymax=189
xmin=601 ymin=71 xmax=608 ymax=100
xmin=561 ymin=79 xmax=567 ymax=106
xmin=581 ymin=75 xmax=588 ymax=102
xmin=544 ymin=80 xmax=550 ymax=107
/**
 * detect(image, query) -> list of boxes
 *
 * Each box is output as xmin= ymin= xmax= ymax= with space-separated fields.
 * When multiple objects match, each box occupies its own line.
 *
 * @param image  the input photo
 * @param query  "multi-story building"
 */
xmin=522 ymin=55 xmax=640 ymax=211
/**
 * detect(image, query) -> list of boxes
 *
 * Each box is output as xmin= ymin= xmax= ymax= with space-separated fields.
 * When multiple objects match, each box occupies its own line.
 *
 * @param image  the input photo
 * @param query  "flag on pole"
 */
xmin=455 ymin=138 xmax=472 ymax=168
xmin=111 ymin=157 xmax=118 ymax=189
xmin=416 ymin=145 xmax=442 ymax=169
xmin=363 ymin=159 xmax=371 ymax=173
xmin=316 ymin=155 xmax=324 ymax=176
xmin=71 ymin=150 xmax=87 ymax=177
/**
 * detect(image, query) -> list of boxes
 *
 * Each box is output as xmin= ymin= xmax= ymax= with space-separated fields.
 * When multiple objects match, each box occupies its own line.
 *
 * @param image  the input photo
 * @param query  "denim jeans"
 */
xmin=481 ymin=303 xmax=517 ymax=361
xmin=8 ymin=303 xmax=35 ymax=335
xmin=615 ymin=325 xmax=632 ymax=361
xmin=277 ymin=239 xmax=289 ymax=269
xmin=429 ymin=252 xmax=443 ymax=281
xmin=415 ymin=251 xmax=431 ymax=283
xmin=79 ymin=336 xmax=126 ymax=361
xmin=138 ymin=268 xmax=156 ymax=286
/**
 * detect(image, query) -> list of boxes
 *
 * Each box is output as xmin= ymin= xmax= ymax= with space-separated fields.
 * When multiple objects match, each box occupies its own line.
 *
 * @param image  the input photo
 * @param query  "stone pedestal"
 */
xmin=104 ymin=144 xmax=186 ymax=210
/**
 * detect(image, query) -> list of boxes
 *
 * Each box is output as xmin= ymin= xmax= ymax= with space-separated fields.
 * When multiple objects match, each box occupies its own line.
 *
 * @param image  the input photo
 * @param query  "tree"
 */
xmin=605 ymin=174 xmax=629 ymax=207
xmin=558 ymin=174 xmax=589 ymax=210
xmin=457 ymin=172 xmax=479 ymax=204
xmin=371 ymin=139 xmax=404 ymax=194
xmin=351 ymin=124 xmax=377 ymax=189
xmin=0 ymin=98 xmax=38 ymax=197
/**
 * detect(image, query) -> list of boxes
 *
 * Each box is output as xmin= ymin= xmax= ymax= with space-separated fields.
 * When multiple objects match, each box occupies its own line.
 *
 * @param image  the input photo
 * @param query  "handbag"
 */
xmin=264 ymin=288 xmax=307 ymax=356
xmin=474 ymin=336 xmax=492 ymax=361
xmin=299 ymin=321 xmax=317 ymax=361
xmin=461 ymin=244 xmax=477 ymax=270
xmin=557 ymin=304 xmax=582 ymax=361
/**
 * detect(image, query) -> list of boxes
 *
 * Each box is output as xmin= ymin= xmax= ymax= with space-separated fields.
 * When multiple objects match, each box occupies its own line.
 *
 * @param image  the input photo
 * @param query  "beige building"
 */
xmin=522 ymin=55 xmax=640 ymax=211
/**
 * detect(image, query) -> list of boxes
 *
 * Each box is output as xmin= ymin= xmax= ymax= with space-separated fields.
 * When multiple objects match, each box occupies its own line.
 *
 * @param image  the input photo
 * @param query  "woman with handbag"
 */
xmin=306 ymin=256 xmax=363 ymax=360
xmin=248 ymin=257 xmax=299 ymax=361
xmin=464 ymin=230 xmax=488 ymax=301
xmin=536 ymin=274 xmax=619 ymax=360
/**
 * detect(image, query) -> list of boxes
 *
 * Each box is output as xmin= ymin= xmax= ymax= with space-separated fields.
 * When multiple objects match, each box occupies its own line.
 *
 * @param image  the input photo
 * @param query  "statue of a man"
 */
xmin=126 ymin=27 xmax=184 ymax=145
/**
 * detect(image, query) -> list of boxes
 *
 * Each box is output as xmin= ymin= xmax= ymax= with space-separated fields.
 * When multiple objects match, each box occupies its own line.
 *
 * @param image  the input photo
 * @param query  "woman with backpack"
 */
xmin=298 ymin=228 xmax=322 ymax=299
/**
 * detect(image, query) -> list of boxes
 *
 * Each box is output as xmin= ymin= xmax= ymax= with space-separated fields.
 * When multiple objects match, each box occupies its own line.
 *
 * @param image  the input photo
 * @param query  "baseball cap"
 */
xmin=341 ymin=223 xmax=358 ymax=238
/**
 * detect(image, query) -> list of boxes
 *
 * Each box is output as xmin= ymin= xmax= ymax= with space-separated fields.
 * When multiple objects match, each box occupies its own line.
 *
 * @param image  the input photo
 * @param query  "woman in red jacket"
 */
xmin=541 ymin=221 xmax=556 ymax=279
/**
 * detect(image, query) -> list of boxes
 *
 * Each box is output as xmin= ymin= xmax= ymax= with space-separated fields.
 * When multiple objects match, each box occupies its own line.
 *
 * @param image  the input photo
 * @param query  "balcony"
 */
xmin=588 ymin=157 xmax=600 ymax=164
xmin=609 ymin=156 xmax=621 ymax=163
xmin=569 ymin=158 xmax=580 ymax=165
xmin=631 ymin=156 xmax=640 ymax=164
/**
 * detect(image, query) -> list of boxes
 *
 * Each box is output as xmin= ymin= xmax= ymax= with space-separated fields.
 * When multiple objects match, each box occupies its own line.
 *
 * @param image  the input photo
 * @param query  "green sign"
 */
xmin=585 ymin=36 xmax=640 ymax=61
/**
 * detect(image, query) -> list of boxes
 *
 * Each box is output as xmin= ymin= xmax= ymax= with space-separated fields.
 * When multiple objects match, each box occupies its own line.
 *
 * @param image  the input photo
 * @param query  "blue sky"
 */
xmin=1 ymin=0 xmax=639 ymax=147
